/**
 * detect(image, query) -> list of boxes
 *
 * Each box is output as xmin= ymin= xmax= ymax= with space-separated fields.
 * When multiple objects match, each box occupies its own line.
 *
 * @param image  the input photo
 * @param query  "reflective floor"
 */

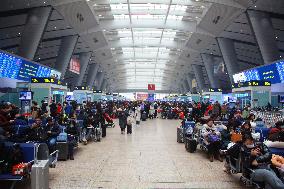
xmin=49 ymin=119 xmax=243 ymax=189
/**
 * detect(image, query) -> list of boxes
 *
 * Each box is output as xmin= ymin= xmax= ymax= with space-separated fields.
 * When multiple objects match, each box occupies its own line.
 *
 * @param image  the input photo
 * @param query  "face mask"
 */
xmin=246 ymin=144 xmax=255 ymax=149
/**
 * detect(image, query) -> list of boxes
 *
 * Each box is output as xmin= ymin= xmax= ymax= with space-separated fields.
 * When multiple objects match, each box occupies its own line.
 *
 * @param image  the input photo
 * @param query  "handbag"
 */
xmin=208 ymin=134 xmax=220 ymax=143
xmin=231 ymin=132 xmax=242 ymax=143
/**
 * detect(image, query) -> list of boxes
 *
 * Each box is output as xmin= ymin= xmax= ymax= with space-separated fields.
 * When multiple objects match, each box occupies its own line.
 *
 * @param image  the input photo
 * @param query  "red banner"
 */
xmin=70 ymin=58 xmax=80 ymax=74
xmin=148 ymin=84 xmax=155 ymax=90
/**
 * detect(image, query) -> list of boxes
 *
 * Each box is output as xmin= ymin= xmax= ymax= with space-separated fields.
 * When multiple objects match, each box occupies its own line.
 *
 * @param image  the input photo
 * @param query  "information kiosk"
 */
xmin=202 ymin=88 xmax=223 ymax=103
xmin=30 ymin=77 xmax=68 ymax=104
xmin=73 ymin=86 xmax=94 ymax=104
xmin=232 ymin=81 xmax=271 ymax=108
xmin=93 ymin=90 xmax=103 ymax=101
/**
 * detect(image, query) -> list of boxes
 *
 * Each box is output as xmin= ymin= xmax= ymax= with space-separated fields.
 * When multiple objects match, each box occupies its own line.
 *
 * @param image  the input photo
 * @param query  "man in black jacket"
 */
xmin=242 ymin=134 xmax=284 ymax=189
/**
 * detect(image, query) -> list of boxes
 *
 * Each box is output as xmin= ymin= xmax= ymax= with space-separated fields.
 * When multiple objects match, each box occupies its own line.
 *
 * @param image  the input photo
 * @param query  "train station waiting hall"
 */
xmin=1 ymin=0 xmax=284 ymax=189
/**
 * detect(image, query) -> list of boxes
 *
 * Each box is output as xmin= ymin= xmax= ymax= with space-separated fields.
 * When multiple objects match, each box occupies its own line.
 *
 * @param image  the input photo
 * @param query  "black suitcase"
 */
xmin=57 ymin=142 xmax=68 ymax=160
xmin=185 ymin=137 xmax=197 ymax=153
xmin=141 ymin=113 xmax=147 ymax=121
xmin=102 ymin=125 xmax=106 ymax=137
xmin=177 ymin=128 xmax=183 ymax=143
xmin=127 ymin=124 xmax=132 ymax=134
xmin=167 ymin=113 xmax=173 ymax=119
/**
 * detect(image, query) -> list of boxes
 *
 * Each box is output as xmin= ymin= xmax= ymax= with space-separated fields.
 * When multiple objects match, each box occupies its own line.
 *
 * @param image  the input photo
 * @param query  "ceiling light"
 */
xmin=276 ymin=36 xmax=278 ymax=39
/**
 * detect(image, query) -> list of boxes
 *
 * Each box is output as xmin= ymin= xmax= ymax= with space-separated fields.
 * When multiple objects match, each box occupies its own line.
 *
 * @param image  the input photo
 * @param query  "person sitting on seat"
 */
xmin=201 ymin=118 xmax=223 ymax=162
xmin=66 ymin=120 xmax=78 ymax=160
xmin=269 ymin=121 xmax=284 ymax=142
xmin=82 ymin=113 xmax=94 ymax=144
xmin=242 ymin=134 xmax=284 ymax=189
xmin=45 ymin=117 xmax=60 ymax=153
xmin=241 ymin=121 xmax=252 ymax=136
xmin=28 ymin=117 xmax=47 ymax=143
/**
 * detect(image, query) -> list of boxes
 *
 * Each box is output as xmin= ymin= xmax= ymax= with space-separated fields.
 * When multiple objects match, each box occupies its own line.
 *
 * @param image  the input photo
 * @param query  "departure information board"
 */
xmin=0 ymin=51 xmax=61 ymax=81
xmin=233 ymin=60 xmax=284 ymax=84
xmin=0 ymin=52 xmax=22 ymax=79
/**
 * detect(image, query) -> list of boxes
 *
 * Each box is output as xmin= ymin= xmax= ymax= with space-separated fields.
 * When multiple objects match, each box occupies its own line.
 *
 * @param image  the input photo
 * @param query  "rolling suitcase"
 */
xmin=141 ymin=112 xmax=147 ymax=121
xmin=177 ymin=127 xmax=183 ymax=143
xmin=57 ymin=142 xmax=68 ymax=160
xmin=31 ymin=160 xmax=49 ymax=189
xmin=185 ymin=138 xmax=197 ymax=153
xmin=127 ymin=124 xmax=132 ymax=134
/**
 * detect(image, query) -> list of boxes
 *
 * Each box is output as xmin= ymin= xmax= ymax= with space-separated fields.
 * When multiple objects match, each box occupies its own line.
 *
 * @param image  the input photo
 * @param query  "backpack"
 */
xmin=57 ymin=127 xmax=68 ymax=142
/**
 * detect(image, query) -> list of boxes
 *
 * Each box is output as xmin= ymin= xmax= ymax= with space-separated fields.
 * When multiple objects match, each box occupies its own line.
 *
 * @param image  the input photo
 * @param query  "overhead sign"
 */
xmin=148 ymin=84 xmax=155 ymax=91
xmin=232 ymin=81 xmax=271 ymax=88
xmin=31 ymin=77 xmax=66 ymax=86
xmin=93 ymin=90 xmax=102 ymax=93
xmin=209 ymin=88 xmax=223 ymax=92
xmin=74 ymin=86 xmax=91 ymax=90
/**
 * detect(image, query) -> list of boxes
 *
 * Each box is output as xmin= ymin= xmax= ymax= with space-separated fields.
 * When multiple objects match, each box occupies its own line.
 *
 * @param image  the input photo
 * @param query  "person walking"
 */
xmin=118 ymin=108 xmax=128 ymax=134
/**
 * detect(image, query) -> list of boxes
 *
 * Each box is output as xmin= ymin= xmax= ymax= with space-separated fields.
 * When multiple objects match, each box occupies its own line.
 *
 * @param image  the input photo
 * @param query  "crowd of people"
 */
xmin=1 ymin=98 xmax=284 ymax=188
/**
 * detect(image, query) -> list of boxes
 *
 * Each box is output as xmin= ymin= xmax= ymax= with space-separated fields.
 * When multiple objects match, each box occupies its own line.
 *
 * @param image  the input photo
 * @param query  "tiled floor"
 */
xmin=48 ymin=118 xmax=243 ymax=189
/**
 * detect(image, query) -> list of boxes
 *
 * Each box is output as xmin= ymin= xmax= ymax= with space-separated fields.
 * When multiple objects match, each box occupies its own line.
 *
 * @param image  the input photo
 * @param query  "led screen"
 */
xmin=17 ymin=60 xmax=39 ymax=80
xmin=233 ymin=60 xmax=284 ymax=84
xmin=0 ymin=51 xmax=61 ymax=81
xmin=257 ymin=63 xmax=281 ymax=84
xmin=0 ymin=52 xmax=22 ymax=79
xmin=19 ymin=91 xmax=32 ymax=100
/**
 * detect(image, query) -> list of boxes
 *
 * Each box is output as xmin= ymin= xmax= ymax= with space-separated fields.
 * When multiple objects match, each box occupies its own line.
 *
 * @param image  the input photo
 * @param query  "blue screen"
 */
xmin=276 ymin=61 xmax=284 ymax=83
xmin=0 ymin=52 xmax=22 ymax=79
xmin=237 ymin=60 xmax=284 ymax=84
xmin=244 ymin=69 xmax=260 ymax=81
xmin=36 ymin=66 xmax=51 ymax=78
xmin=17 ymin=60 xmax=39 ymax=80
xmin=257 ymin=63 xmax=281 ymax=84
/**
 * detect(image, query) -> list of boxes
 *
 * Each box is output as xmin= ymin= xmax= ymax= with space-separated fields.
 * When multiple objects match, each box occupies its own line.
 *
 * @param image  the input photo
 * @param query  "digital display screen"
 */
xmin=19 ymin=91 xmax=32 ymax=100
xmin=279 ymin=95 xmax=284 ymax=103
xmin=233 ymin=60 xmax=284 ymax=84
xmin=0 ymin=51 xmax=61 ymax=81
xmin=50 ymin=70 xmax=61 ymax=79
xmin=0 ymin=52 xmax=22 ymax=79
xmin=17 ymin=60 xmax=39 ymax=80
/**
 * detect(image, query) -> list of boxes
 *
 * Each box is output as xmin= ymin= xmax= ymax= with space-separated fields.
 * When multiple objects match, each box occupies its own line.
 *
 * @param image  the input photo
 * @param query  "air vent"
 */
xmin=196 ymin=39 xmax=202 ymax=44
xmin=102 ymin=53 xmax=106 ymax=56
xmin=76 ymin=13 xmax=84 ymax=22
xmin=93 ymin=38 xmax=98 ymax=43
xmin=212 ymin=16 xmax=221 ymax=24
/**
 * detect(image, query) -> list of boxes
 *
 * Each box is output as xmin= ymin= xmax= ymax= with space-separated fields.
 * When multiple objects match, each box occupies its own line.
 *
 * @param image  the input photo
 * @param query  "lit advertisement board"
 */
xmin=233 ymin=60 xmax=284 ymax=84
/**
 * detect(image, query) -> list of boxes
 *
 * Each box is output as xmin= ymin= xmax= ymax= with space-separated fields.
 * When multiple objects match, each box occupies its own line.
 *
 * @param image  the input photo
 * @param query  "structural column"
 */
xmin=181 ymin=82 xmax=186 ymax=93
xmin=18 ymin=6 xmax=52 ymax=60
xmin=86 ymin=63 xmax=99 ymax=87
xmin=186 ymin=74 xmax=193 ymax=92
xmin=55 ymin=35 xmax=78 ymax=79
xmin=217 ymin=38 xmax=240 ymax=83
xmin=98 ymin=73 xmax=105 ymax=90
xmin=74 ymin=52 xmax=92 ymax=86
xmin=95 ymin=72 xmax=104 ymax=90
xmin=201 ymin=54 xmax=220 ymax=88
xmin=184 ymin=79 xmax=190 ymax=92
xmin=101 ymin=79 xmax=107 ymax=91
xmin=247 ymin=10 xmax=280 ymax=64
xmin=192 ymin=64 xmax=206 ymax=92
